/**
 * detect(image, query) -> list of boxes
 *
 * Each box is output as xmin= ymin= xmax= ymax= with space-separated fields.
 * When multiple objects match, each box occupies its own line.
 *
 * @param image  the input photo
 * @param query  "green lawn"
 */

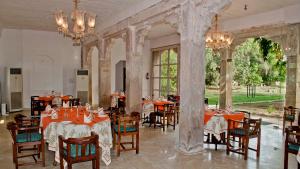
xmin=205 ymin=93 xmax=284 ymax=105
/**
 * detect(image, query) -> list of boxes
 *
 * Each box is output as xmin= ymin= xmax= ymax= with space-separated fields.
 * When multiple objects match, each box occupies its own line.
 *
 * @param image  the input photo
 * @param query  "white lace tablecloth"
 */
xmin=42 ymin=118 xmax=112 ymax=166
xmin=142 ymin=102 xmax=154 ymax=118
xmin=204 ymin=115 xmax=228 ymax=140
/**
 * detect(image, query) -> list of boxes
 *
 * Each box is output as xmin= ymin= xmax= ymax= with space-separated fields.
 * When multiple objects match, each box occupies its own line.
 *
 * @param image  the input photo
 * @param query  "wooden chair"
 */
xmin=58 ymin=132 xmax=100 ymax=169
xmin=284 ymin=126 xmax=300 ymax=169
xmin=283 ymin=106 xmax=297 ymax=135
xmin=7 ymin=119 xmax=45 ymax=169
xmin=30 ymin=96 xmax=39 ymax=115
xmin=226 ymin=118 xmax=262 ymax=160
xmin=166 ymin=104 xmax=176 ymax=130
xmin=113 ymin=113 xmax=139 ymax=156
xmin=70 ymin=98 xmax=80 ymax=107
xmin=31 ymin=100 xmax=46 ymax=117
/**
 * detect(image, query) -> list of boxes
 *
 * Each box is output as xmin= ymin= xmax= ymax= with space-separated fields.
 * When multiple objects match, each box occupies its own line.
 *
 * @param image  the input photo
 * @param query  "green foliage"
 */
xmin=160 ymin=49 xmax=178 ymax=97
xmin=205 ymin=48 xmax=220 ymax=86
xmin=232 ymin=38 xmax=286 ymax=86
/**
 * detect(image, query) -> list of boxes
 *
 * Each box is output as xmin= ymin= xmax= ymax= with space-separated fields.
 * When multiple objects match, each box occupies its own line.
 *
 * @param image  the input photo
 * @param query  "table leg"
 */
xmin=53 ymin=160 xmax=57 ymax=166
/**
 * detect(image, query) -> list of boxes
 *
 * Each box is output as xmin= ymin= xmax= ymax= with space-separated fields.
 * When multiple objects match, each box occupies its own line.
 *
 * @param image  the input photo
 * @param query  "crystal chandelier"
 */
xmin=55 ymin=0 xmax=96 ymax=46
xmin=206 ymin=15 xmax=233 ymax=49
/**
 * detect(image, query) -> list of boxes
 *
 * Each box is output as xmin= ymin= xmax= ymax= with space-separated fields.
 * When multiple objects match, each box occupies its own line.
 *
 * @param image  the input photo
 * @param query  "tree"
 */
xmin=205 ymin=48 xmax=220 ymax=86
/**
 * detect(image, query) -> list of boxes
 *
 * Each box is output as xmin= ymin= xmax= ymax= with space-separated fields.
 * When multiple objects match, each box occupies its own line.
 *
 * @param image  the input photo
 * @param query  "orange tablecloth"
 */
xmin=42 ymin=108 xmax=109 ymax=129
xmin=204 ymin=111 xmax=244 ymax=124
xmin=37 ymin=96 xmax=54 ymax=102
xmin=153 ymin=100 xmax=175 ymax=111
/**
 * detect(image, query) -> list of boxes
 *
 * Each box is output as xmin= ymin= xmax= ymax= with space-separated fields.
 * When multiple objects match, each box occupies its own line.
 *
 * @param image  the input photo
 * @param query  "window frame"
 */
xmin=151 ymin=45 xmax=180 ymax=99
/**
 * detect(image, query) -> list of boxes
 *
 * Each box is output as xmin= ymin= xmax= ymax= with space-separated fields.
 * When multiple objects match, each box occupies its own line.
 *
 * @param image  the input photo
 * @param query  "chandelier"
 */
xmin=55 ymin=0 xmax=96 ymax=46
xmin=206 ymin=15 xmax=233 ymax=49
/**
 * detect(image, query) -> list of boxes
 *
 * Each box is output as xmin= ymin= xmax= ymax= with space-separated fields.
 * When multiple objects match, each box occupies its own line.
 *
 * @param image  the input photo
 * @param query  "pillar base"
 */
xmin=177 ymin=143 xmax=205 ymax=155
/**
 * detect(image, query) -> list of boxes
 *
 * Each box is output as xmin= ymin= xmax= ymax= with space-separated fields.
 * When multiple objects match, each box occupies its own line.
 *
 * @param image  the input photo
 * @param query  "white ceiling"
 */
xmin=220 ymin=0 xmax=300 ymax=20
xmin=0 ymin=0 xmax=149 ymax=31
xmin=0 ymin=0 xmax=299 ymax=33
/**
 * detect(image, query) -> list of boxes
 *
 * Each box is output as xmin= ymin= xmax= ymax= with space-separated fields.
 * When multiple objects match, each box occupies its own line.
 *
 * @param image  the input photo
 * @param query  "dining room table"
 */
xmin=141 ymin=99 xmax=175 ymax=131
xmin=40 ymin=106 xmax=113 ymax=166
xmin=204 ymin=109 xmax=245 ymax=150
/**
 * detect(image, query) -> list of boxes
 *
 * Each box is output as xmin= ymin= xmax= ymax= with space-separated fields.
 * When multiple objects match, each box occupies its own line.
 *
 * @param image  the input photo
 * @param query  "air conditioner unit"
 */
xmin=6 ymin=68 xmax=23 ymax=112
xmin=76 ymin=69 xmax=89 ymax=105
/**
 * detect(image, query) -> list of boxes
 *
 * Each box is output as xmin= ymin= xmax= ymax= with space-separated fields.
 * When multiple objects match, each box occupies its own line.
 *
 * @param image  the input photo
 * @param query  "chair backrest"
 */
xmin=284 ymin=106 xmax=296 ymax=122
xmin=285 ymin=126 xmax=300 ymax=145
xmin=7 ymin=119 xmax=43 ymax=143
xmin=244 ymin=118 xmax=262 ymax=136
xmin=70 ymin=98 xmax=80 ymax=107
xmin=59 ymin=133 xmax=99 ymax=160
xmin=116 ymin=115 xmax=139 ymax=134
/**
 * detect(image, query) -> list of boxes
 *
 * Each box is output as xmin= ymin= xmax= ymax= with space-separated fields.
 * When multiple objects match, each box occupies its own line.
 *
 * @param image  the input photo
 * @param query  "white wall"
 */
xmin=110 ymin=38 xmax=126 ymax=92
xmin=0 ymin=29 xmax=81 ymax=108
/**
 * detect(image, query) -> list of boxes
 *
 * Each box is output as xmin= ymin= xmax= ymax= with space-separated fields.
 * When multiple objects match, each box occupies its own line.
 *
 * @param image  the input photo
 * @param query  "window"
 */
xmin=152 ymin=46 xmax=179 ymax=99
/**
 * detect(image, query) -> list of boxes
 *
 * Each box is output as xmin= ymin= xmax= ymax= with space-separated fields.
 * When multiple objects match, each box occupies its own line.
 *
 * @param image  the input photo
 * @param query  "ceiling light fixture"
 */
xmin=55 ymin=0 xmax=96 ymax=46
xmin=205 ymin=14 xmax=233 ymax=50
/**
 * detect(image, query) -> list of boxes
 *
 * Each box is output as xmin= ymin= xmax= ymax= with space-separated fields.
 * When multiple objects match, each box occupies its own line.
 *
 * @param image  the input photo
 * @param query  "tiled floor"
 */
xmin=0 ymin=112 xmax=298 ymax=169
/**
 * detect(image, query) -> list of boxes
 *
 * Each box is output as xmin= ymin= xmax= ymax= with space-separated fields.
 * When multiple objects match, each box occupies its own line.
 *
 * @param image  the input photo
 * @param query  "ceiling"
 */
xmin=220 ymin=0 xmax=300 ymax=20
xmin=0 ymin=0 xmax=149 ymax=31
xmin=0 ymin=0 xmax=299 ymax=32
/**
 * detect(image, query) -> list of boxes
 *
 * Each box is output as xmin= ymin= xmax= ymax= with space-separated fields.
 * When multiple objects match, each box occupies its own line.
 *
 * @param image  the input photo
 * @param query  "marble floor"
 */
xmin=0 ymin=112 xmax=298 ymax=169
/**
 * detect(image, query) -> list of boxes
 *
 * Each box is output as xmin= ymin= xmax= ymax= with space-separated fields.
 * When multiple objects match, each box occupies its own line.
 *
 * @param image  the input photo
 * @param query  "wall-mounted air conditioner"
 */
xmin=76 ymin=69 xmax=89 ymax=105
xmin=6 ymin=67 xmax=23 ymax=112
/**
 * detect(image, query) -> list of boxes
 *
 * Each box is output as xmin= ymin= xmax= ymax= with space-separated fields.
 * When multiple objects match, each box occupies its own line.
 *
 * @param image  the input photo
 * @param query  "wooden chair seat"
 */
xmin=16 ymin=132 xmax=42 ymax=143
xmin=63 ymin=144 xmax=96 ymax=158
xmin=113 ymin=125 xmax=137 ymax=133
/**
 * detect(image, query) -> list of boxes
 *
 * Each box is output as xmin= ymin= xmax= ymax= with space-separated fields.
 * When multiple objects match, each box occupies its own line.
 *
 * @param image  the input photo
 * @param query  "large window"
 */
xmin=152 ymin=46 xmax=179 ymax=99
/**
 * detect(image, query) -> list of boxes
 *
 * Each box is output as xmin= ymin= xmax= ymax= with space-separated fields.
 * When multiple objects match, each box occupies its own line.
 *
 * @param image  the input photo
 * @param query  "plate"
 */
xmin=98 ymin=114 xmax=107 ymax=118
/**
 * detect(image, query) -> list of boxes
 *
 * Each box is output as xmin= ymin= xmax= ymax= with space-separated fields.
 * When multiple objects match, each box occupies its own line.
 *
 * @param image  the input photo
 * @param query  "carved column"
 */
xmin=177 ymin=0 xmax=232 ymax=154
xmin=99 ymin=38 xmax=112 ymax=107
xmin=125 ymin=25 xmax=150 ymax=113
xmin=219 ymin=47 xmax=233 ymax=110
xmin=285 ymin=24 xmax=300 ymax=107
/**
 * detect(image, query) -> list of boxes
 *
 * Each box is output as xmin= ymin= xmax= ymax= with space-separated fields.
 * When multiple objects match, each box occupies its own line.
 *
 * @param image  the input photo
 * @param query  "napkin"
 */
xmin=84 ymin=112 xmax=93 ymax=123
xmin=97 ymin=107 xmax=105 ymax=116
xmin=63 ymin=101 xmax=70 ymax=108
xmin=145 ymin=96 xmax=151 ymax=100
xmin=85 ymin=103 xmax=91 ymax=111
xmin=50 ymin=109 xmax=58 ymax=119
xmin=120 ymin=92 xmax=125 ymax=96
xmin=45 ymin=105 xmax=52 ymax=112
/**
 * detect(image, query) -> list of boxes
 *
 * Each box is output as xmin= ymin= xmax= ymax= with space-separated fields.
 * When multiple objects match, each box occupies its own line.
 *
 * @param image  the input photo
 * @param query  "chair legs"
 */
xmin=136 ymin=132 xmax=139 ymax=154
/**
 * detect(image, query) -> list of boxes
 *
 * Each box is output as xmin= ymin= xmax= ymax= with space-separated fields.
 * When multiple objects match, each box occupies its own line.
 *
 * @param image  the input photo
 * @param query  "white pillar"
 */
xmin=177 ymin=0 xmax=232 ymax=154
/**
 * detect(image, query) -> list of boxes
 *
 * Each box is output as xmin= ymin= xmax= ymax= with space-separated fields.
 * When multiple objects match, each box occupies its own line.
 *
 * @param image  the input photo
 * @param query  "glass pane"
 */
xmin=169 ymin=77 xmax=177 ymax=94
xmin=161 ymin=65 xmax=168 ymax=78
xmin=153 ymin=66 xmax=160 ymax=78
xmin=153 ymin=78 xmax=160 ymax=90
xmin=160 ymin=78 xmax=168 ymax=97
xmin=169 ymin=49 xmax=178 ymax=64
xmin=169 ymin=65 xmax=177 ymax=78
xmin=153 ymin=51 xmax=160 ymax=65
xmin=161 ymin=50 xmax=169 ymax=65
xmin=153 ymin=90 xmax=160 ymax=100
